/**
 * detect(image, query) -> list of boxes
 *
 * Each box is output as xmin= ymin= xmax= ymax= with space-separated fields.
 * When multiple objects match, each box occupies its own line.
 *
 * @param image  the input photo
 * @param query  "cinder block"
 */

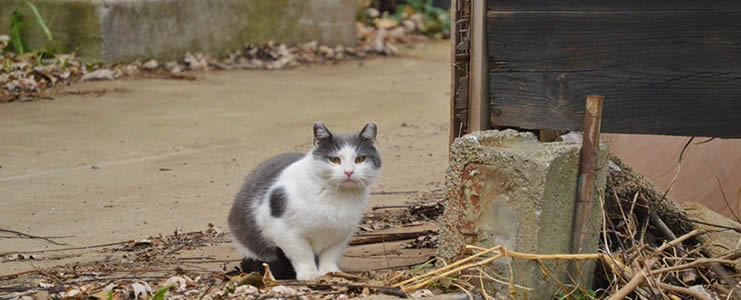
xmin=0 ymin=0 xmax=356 ymax=63
xmin=439 ymin=130 xmax=608 ymax=299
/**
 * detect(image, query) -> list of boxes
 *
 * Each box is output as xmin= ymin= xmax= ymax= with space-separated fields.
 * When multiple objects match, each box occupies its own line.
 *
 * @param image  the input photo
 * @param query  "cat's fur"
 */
xmin=228 ymin=122 xmax=382 ymax=280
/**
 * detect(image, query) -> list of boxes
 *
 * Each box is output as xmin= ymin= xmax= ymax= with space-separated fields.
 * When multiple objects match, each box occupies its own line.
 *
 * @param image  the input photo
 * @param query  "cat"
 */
xmin=228 ymin=122 xmax=382 ymax=280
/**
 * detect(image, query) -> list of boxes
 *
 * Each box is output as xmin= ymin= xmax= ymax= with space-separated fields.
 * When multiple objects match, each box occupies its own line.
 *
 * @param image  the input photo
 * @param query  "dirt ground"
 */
xmin=0 ymin=41 xmax=451 ymax=275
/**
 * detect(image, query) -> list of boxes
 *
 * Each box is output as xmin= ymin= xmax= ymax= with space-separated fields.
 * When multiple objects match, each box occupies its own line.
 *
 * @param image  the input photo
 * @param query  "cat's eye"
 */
xmin=355 ymin=156 xmax=366 ymax=163
xmin=328 ymin=156 xmax=341 ymax=164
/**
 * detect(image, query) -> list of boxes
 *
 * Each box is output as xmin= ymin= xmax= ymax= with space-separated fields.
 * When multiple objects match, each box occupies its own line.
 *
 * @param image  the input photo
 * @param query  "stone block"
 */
xmin=438 ymin=129 xmax=608 ymax=299
xmin=0 ymin=0 xmax=356 ymax=63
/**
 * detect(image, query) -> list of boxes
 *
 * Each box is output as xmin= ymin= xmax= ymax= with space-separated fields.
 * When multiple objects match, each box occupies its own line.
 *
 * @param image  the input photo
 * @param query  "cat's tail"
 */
xmin=239 ymin=247 xmax=297 ymax=280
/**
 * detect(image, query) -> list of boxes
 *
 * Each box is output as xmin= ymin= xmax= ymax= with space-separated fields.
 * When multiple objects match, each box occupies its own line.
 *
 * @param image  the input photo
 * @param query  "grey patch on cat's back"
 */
xmin=270 ymin=187 xmax=288 ymax=217
xmin=228 ymin=152 xmax=304 ymax=260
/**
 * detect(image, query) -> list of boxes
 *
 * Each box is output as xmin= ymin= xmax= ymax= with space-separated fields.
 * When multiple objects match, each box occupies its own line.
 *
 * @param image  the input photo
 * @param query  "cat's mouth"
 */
xmin=340 ymin=177 xmax=360 ymax=185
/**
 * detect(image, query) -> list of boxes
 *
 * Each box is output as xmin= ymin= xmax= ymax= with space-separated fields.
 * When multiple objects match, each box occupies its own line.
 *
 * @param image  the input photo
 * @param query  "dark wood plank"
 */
xmin=486 ymin=10 xmax=741 ymax=138
xmin=487 ymin=0 xmax=741 ymax=11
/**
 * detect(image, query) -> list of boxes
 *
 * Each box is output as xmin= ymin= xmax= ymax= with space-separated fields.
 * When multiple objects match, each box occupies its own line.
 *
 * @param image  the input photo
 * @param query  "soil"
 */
xmin=0 ymin=41 xmax=451 ymax=276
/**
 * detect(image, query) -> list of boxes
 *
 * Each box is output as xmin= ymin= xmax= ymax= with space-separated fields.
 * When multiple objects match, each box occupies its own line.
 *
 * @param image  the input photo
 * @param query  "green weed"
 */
xmin=557 ymin=289 xmax=596 ymax=300
xmin=7 ymin=0 xmax=56 ymax=56
xmin=152 ymin=284 xmax=175 ymax=300
xmin=9 ymin=9 xmax=26 ymax=53
xmin=392 ymin=0 xmax=451 ymax=37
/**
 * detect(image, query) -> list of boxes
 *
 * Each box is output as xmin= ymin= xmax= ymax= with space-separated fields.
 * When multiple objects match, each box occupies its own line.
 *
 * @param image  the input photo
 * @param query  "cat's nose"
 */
xmin=344 ymin=170 xmax=354 ymax=177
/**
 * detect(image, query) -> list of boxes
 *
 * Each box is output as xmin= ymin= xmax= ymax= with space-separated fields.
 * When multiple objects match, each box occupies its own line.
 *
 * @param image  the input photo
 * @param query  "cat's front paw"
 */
xmin=296 ymin=271 xmax=321 ymax=281
xmin=319 ymin=265 xmax=342 ymax=274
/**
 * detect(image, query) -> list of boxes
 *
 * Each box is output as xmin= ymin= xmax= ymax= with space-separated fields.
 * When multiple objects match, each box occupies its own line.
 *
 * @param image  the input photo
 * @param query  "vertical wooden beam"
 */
xmin=571 ymin=95 xmax=604 ymax=254
xmin=468 ymin=0 xmax=489 ymax=132
xmin=448 ymin=0 xmax=458 ymax=145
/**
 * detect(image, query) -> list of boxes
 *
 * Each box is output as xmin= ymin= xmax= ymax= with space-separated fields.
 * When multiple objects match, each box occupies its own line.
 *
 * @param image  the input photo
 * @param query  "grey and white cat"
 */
xmin=228 ymin=122 xmax=382 ymax=280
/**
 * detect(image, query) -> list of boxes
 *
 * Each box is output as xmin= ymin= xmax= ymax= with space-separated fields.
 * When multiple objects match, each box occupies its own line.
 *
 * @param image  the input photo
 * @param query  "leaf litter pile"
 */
xmin=0 ymin=190 xmax=446 ymax=300
xmin=2 ymin=157 xmax=741 ymax=299
xmin=0 ymin=17 xmax=429 ymax=103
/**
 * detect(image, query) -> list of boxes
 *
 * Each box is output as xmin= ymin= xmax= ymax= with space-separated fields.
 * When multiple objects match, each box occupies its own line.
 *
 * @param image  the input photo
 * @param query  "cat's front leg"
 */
xmin=273 ymin=235 xmax=319 ymax=280
xmin=317 ymin=235 xmax=351 ymax=274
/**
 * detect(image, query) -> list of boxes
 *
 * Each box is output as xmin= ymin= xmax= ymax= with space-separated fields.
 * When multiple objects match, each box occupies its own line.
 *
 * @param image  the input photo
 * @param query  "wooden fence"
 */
xmin=450 ymin=0 xmax=741 ymax=141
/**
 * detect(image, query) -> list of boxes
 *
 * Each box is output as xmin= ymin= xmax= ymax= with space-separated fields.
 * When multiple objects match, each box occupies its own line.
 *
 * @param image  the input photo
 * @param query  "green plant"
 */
xmin=7 ymin=0 xmax=55 ymax=56
xmin=152 ymin=284 xmax=174 ymax=300
xmin=9 ymin=9 xmax=26 ymax=53
xmin=557 ymin=289 xmax=596 ymax=300
xmin=391 ymin=0 xmax=451 ymax=37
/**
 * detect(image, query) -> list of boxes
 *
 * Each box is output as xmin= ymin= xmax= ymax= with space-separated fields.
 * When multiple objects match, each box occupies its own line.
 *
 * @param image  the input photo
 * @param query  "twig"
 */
xmin=394 ymin=245 xmax=503 ymax=288
xmin=0 ymin=269 xmax=40 ymax=279
xmin=31 ymin=262 xmax=65 ymax=287
xmin=656 ymin=282 xmax=713 ymax=300
xmin=685 ymin=218 xmax=741 ymax=234
xmin=65 ymin=275 xmax=170 ymax=284
xmin=372 ymin=205 xmax=413 ymax=210
xmin=270 ymin=281 xmax=407 ymax=298
xmin=607 ymin=258 xmax=658 ymax=300
xmin=657 ymin=137 xmax=694 ymax=205
xmin=0 ymin=286 xmax=65 ymax=293
xmin=651 ymin=258 xmax=737 ymax=275
xmin=649 ymin=230 xmax=700 ymax=258
xmin=171 ymin=259 xmax=241 ymax=264
xmin=370 ymin=188 xmax=444 ymax=195
xmin=0 ymin=228 xmax=69 ymax=246
xmin=369 ymin=260 xmax=430 ymax=271
xmin=0 ymin=241 xmax=128 ymax=256
xmin=350 ymin=230 xmax=433 ymax=246
xmin=710 ymin=165 xmax=741 ymax=223
xmin=708 ymin=262 xmax=741 ymax=300
xmin=370 ymin=190 xmax=418 ymax=195
xmin=198 ymin=279 xmax=217 ymax=300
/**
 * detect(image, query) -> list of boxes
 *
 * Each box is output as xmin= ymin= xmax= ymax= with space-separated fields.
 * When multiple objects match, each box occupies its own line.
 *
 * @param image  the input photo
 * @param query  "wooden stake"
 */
xmin=571 ymin=95 xmax=604 ymax=254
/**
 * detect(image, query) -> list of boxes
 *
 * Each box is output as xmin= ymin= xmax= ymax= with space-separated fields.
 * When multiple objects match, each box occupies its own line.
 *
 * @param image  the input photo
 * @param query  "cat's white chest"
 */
xmin=293 ymin=191 xmax=366 ymax=230
xmin=288 ymin=189 xmax=368 ymax=248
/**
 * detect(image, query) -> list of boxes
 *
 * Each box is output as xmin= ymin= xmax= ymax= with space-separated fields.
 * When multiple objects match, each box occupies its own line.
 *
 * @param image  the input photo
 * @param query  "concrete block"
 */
xmin=0 ymin=0 xmax=356 ymax=63
xmin=438 ymin=130 xmax=608 ymax=299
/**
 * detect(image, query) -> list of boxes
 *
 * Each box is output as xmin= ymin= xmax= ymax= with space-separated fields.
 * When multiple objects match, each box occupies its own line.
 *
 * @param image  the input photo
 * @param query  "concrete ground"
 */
xmin=0 ymin=41 xmax=451 ymax=272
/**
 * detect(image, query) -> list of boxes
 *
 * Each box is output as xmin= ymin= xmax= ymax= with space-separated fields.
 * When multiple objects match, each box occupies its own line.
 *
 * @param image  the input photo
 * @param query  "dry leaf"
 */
xmin=374 ymin=18 xmax=399 ymax=30
xmin=131 ymin=281 xmax=152 ymax=300
xmin=81 ymin=69 xmax=115 ymax=81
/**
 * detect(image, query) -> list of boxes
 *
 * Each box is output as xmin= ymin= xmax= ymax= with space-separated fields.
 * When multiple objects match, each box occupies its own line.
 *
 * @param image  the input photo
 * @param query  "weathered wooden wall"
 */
xmin=485 ymin=0 xmax=741 ymax=138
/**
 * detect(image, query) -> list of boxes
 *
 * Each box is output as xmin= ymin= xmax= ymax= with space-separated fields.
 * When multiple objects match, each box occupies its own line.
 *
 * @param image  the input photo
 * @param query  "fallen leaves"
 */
xmin=81 ymin=68 xmax=115 ymax=81
xmin=1 ymin=9 xmax=433 ymax=104
xmin=0 ymin=190 xmax=444 ymax=299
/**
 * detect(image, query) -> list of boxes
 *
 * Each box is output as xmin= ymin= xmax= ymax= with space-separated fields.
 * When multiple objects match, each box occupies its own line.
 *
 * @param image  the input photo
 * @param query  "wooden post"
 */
xmin=448 ymin=0 xmax=459 ymax=144
xmin=571 ymin=95 xmax=604 ymax=254
xmin=467 ymin=0 xmax=489 ymax=132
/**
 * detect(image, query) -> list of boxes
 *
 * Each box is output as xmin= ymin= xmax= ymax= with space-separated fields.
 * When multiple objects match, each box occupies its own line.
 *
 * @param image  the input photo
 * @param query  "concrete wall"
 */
xmin=0 ymin=0 xmax=356 ymax=62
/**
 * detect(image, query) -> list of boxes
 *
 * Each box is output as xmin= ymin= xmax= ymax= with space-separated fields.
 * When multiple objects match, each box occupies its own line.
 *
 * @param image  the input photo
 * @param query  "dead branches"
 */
xmin=0 ymin=228 xmax=70 ymax=246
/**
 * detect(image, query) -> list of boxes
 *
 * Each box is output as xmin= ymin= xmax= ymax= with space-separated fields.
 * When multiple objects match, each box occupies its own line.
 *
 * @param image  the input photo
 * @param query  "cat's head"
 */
xmin=310 ymin=122 xmax=382 ymax=189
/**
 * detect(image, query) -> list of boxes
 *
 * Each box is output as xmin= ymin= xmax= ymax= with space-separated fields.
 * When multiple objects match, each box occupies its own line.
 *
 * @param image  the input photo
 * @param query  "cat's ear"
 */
xmin=313 ymin=122 xmax=333 ymax=144
xmin=359 ymin=123 xmax=377 ymax=141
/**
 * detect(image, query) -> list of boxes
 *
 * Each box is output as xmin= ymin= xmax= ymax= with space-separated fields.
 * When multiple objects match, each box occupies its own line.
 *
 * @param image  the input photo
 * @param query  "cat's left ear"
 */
xmin=359 ymin=123 xmax=377 ymax=141
xmin=314 ymin=122 xmax=333 ymax=145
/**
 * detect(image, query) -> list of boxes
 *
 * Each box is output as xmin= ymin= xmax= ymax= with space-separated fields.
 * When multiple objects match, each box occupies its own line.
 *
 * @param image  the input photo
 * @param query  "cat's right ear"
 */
xmin=313 ymin=122 xmax=333 ymax=145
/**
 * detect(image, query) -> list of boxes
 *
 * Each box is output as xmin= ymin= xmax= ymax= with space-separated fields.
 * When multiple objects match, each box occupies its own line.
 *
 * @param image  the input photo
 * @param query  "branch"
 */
xmin=0 ymin=228 xmax=69 ymax=246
